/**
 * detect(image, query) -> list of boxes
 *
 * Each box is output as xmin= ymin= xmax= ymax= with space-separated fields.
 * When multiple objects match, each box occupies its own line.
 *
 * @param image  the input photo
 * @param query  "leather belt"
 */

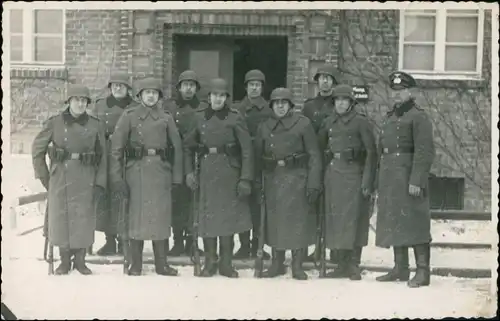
xmin=382 ymin=147 xmax=414 ymax=155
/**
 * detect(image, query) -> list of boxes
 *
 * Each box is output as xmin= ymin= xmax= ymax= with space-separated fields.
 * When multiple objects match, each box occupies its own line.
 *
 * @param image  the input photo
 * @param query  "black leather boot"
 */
xmin=96 ymin=234 xmax=117 ymax=256
xmin=128 ymin=239 xmax=144 ymax=276
xmin=348 ymin=247 xmax=363 ymax=281
xmin=250 ymin=237 xmax=271 ymax=260
xmin=218 ymin=236 xmax=238 ymax=278
xmin=168 ymin=229 xmax=185 ymax=257
xmin=330 ymin=249 xmax=340 ymax=264
xmin=376 ymin=246 xmax=410 ymax=282
xmin=73 ymin=248 xmax=92 ymax=275
xmin=408 ymin=244 xmax=431 ymax=288
xmin=234 ymin=231 xmax=251 ymax=259
xmin=185 ymin=232 xmax=204 ymax=257
xmin=200 ymin=237 xmax=218 ymax=277
xmin=153 ymin=240 xmax=178 ymax=276
xmin=55 ymin=247 xmax=72 ymax=275
xmin=291 ymin=249 xmax=308 ymax=280
xmin=325 ymin=250 xmax=350 ymax=278
xmin=262 ymin=248 xmax=286 ymax=278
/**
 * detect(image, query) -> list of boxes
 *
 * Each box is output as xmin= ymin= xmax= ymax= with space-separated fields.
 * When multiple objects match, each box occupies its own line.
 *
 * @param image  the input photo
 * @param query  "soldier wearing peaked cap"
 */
xmin=317 ymin=84 xmax=377 ymax=280
xmin=32 ymin=85 xmax=107 ymax=276
xmin=183 ymin=78 xmax=254 ymax=279
xmin=302 ymin=63 xmax=341 ymax=264
xmin=375 ymin=71 xmax=435 ymax=288
xmin=109 ymin=77 xmax=183 ymax=277
xmin=254 ymin=87 xmax=322 ymax=281
xmin=163 ymin=70 xmax=204 ymax=258
xmin=93 ymin=72 xmax=135 ymax=257
xmin=232 ymin=69 xmax=273 ymax=260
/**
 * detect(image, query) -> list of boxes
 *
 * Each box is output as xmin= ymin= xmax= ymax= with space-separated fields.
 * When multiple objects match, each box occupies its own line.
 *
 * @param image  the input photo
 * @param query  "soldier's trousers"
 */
xmin=249 ymin=191 xmax=262 ymax=238
xmin=172 ymin=184 xmax=193 ymax=239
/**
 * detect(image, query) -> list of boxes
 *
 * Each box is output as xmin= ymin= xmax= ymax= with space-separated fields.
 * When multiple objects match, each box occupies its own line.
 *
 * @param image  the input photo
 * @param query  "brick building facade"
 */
xmin=9 ymin=9 xmax=493 ymax=211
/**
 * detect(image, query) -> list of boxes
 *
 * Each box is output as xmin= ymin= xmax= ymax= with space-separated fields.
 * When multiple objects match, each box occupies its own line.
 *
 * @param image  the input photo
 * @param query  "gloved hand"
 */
xmin=362 ymin=188 xmax=371 ymax=198
xmin=112 ymin=180 xmax=129 ymax=199
xmin=40 ymin=176 xmax=50 ymax=191
xmin=307 ymin=188 xmax=320 ymax=205
xmin=186 ymin=173 xmax=198 ymax=191
xmin=237 ymin=179 xmax=252 ymax=198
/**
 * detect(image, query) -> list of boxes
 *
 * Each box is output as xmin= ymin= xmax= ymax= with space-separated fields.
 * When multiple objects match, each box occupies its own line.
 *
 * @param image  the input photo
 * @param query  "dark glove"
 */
xmin=237 ymin=179 xmax=252 ymax=198
xmin=362 ymin=188 xmax=371 ymax=198
xmin=40 ymin=176 xmax=50 ymax=191
xmin=307 ymin=188 xmax=320 ymax=205
xmin=112 ymin=180 xmax=129 ymax=199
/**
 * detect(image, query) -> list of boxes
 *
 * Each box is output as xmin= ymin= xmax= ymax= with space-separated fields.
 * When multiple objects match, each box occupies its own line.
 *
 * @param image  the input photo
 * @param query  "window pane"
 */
xmin=405 ymin=9 xmax=436 ymax=14
xmin=310 ymin=16 xmax=327 ymax=33
xmin=34 ymin=36 xmax=63 ymax=62
xmin=34 ymin=10 xmax=63 ymax=34
xmin=447 ymin=9 xmax=479 ymax=15
xmin=10 ymin=35 xmax=23 ymax=61
xmin=404 ymin=16 xmax=436 ymax=42
xmin=445 ymin=46 xmax=477 ymax=72
xmin=403 ymin=45 xmax=435 ymax=71
xmin=10 ymin=9 xmax=23 ymax=33
xmin=446 ymin=17 xmax=478 ymax=43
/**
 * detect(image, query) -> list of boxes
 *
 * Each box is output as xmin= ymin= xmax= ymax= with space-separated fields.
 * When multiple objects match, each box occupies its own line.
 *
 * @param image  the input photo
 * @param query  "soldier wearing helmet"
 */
xmin=302 ymin=63 xmax=341 ymax=265
xmin=32 ymin=84 xmax=107 ymax=276
xmin=254 ymin=87 xmax=322 ymax=281
xmin=163 ymin=70 xmax=204 ymax=259
xmin=183 ymin=78 xmax=254 ymax=279
xmin=92 ymin=72 xmax=135 ymax=257
xmin=317 ymin=84 xmax=377 ymax=281
xmin=232 ymin=69 xmax=273 ymax=260
xmin=109 ymin=77 xmax=183 ymax=277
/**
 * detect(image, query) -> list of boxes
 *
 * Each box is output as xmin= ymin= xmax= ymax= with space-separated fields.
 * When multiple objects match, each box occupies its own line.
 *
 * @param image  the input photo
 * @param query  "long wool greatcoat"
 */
xmin=110 ymin=103 xmax=183 ymax=241
xmin=93 ymin=95 xmax=134 ymax=234
xmin=317 ymin=108 xmax=377 ymax=250
xmin=32 ymin=109 xmax=107 ymax=249
xmin=255 ymin=112 xmax=322 ymax=250
xmin=234 ymin=95 xmax=274 ymax=226
xmin=375 ymin=99 xmax=435 ymax=248
xmin=183 ymin=104 xmax=254 ymax=238
xmin=163 ymin=96 xmax=204 ymax=233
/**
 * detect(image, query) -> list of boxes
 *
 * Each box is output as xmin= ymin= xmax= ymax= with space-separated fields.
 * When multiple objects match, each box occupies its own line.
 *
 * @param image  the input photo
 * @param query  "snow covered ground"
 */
xmin=2 ymin=154 xmax=497 ymax=319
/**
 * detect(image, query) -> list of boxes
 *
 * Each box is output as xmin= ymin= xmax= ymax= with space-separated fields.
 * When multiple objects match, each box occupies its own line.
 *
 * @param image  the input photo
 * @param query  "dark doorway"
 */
xmin=174 ymin=34 xmax=288 ymax=101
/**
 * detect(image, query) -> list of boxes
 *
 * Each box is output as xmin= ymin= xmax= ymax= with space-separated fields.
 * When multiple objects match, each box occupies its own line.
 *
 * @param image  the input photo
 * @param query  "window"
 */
xmin=399 ymin=9 xmax=484 ymax=80
xmin=9 ymin=9 xmax=65 ymax=65
xmin=428 ymin=175 xmax=465 ymax=210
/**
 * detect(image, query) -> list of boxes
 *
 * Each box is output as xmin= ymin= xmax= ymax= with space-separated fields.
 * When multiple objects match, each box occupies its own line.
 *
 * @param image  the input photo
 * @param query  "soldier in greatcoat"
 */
xmin=375 ymin=71 xmax=435 ymax=288
xmin=163 ymin=70 xmax=204 ymax=258
xmin=255 ymin=88 xmax=322 ymax=281
xmin=183 ymin=78 xmax=254 ymax=278
xmin=232 ymin=69 xmax=273 ymax=260
xmin=32 ymin=85 xmax=107 ymax=275
xmin=301 ymin=64 xmax=340 ymax=264
xmin=317 ymin=84 xmax=377 ymax=280
xmin=110 ymin=77 xmax=183 ymax=276
xmin=93 ymin=72 xmax=135 ymax=256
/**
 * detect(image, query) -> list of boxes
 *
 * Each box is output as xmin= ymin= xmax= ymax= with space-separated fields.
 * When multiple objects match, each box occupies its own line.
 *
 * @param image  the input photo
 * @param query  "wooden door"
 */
xmin=176 ymin=36 xmax=235 ymax=101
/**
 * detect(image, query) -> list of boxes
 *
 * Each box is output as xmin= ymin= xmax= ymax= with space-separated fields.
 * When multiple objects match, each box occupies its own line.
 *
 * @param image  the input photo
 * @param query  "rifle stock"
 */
xmin=254 ymin=175 xmax=266 ymax=278
xmin=119 ymin=152 xmax=130 ymax=275
xmin=318 ymin=193 xmax=326 ymax=278
xmin=192 ymin=151 xmax=201 ymax=277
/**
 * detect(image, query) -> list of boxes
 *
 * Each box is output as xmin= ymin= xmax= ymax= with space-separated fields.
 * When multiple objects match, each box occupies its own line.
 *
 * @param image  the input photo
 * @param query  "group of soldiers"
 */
xmin=32 ymin=63 xmax=435 ymax=288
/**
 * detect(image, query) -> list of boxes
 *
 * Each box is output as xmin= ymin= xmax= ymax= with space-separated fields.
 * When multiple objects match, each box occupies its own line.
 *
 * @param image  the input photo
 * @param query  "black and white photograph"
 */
xmin=1 ymin=1 xmax=498 ymax=319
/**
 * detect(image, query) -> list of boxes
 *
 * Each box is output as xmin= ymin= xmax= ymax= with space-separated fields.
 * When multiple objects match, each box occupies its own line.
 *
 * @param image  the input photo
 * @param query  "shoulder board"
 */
xmin=88 ymin=114 xmax=100 ymax=121
xmin=356 ymin=111 xmax=367 ymax=117
xmin=229 ymin=108 xmax=240 ymax=114
xmin=304 ymin=97 xmax=315 ymax=104
xmin=414 ymin=104 xmax=424 ymax=111
xmin=124 ymin=106 xmax=139 ymax=114
xmin=44 ymin=114 xmax=59 ymax=123
xmin=95 ymin=96 xmax=107 ymax=103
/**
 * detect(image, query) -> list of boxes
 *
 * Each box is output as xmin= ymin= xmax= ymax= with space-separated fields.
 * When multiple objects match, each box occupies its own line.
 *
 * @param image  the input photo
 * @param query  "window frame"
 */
xmin=9 ymin=8 xmax=66 ymax=67
xmin=398 ymin=8 xmax=484 ymax=81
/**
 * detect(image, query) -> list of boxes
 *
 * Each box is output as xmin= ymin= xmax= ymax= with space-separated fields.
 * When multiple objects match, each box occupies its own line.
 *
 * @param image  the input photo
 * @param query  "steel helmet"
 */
xmin=244 ymin=69 xmax=266 ymax=85
xmin=332 ymin=84 xmax=356 ymax=101
xmin=269 ymin=87 xmax=294 ymax=107
xmin=208 ymin=78 xmax=230 ymax=97
xmin=108 ymin=72 xmax=131 ymax=89
xmin=134 ymin=77 xmax=164 ymax=99
xmin=176 ymin=70 xmax=201 ymax=91
xmin=313 ymin=64 xmax=338 ymax=85
xmin=65 ymin=85 xmax=92 ymax=104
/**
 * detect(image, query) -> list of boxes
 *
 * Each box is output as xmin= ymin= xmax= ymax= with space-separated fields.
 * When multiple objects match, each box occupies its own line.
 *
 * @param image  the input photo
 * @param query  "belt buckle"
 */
xmin=209 ymin=147 xmax=217 ymax=154
xmin=147 ymin=149 xmax=156 ymax=156
xmin=383 ymin=148 xmax=389 ymax=154
xmin=277 ymin=160 xmax=286 ymax=167
xmin=71 ymin=153 xmax=80 ymax=160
